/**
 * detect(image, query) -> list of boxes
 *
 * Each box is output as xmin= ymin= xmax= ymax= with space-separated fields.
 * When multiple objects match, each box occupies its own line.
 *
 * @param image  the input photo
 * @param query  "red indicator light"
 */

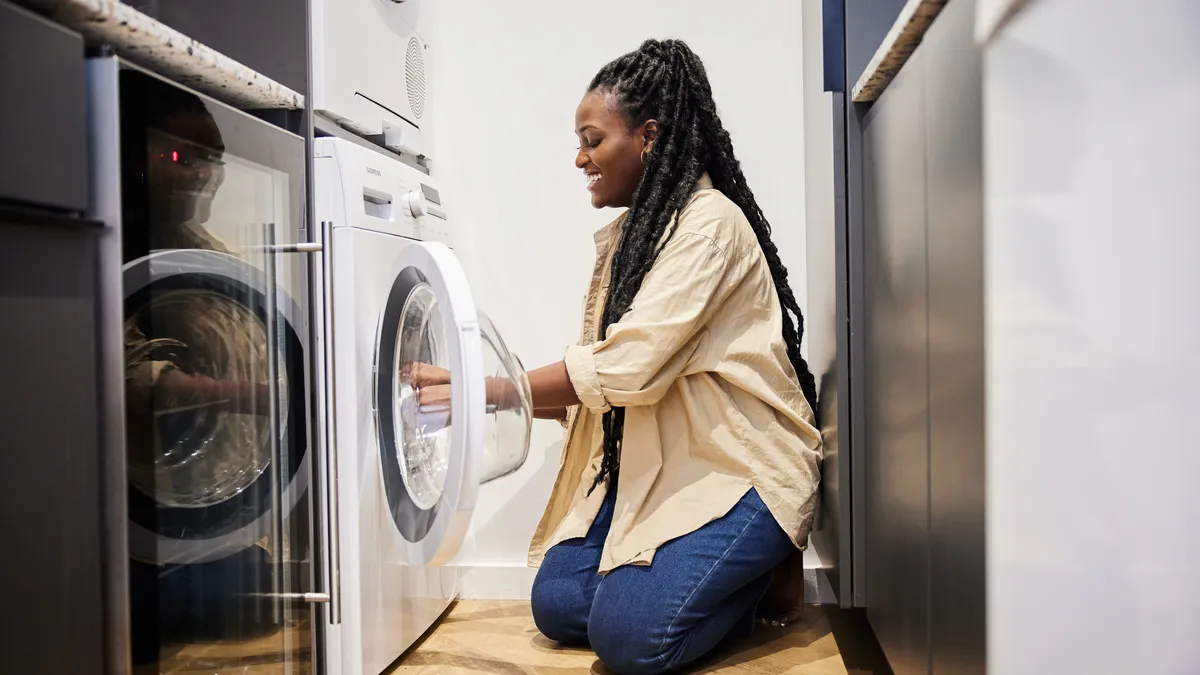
xmin=171 ymin=150 xmax=179 ymax=162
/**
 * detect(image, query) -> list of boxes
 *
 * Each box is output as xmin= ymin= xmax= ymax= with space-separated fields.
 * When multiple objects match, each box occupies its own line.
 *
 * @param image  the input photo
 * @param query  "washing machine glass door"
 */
xmin=477 ymin=310 xmax=532 ymax=484
xmin=375 ymin=241 xmax=488 ymax=565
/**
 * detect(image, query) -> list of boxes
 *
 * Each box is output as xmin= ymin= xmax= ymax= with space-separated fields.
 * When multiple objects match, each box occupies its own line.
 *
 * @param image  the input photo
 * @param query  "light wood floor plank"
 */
xmin=389 ymin=601 xmax=852 ymax=675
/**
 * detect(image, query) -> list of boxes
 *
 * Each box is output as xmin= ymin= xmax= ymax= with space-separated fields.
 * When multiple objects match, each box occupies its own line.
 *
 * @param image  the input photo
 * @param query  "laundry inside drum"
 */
xmin=394 ymin=282 xmax=453 ymax=511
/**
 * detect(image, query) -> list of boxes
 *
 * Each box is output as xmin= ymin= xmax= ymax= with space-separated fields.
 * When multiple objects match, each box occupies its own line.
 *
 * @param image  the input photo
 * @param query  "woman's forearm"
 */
xmin=427 ymin=360 xmax=580 ymax=418
xmin=527 ymin=361 xmax=581 ymax=410
xmin=533 ymin=407 xmax=569 ymax=421
xmin=157 ymin=369 xmax=272 ymax=415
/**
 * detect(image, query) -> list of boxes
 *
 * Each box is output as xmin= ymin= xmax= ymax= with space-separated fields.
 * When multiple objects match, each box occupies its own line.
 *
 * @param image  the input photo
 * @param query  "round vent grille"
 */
xmin=406 ymin=37 xmax=427 ymax=119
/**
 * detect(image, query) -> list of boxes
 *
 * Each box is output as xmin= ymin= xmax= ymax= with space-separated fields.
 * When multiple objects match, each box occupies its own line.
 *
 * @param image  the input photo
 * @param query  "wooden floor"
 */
xmin=388 ymin=601 xmax=870 ymax=675
xmin=134 ymin=600 xmax=892 ymax=674
xmin=133 ymin=613 xmax=313 ymax=675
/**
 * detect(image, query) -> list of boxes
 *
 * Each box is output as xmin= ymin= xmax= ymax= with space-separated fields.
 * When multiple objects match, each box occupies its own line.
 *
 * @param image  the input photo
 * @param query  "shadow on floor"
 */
xmin=823 ymin=607 xmax=894 ymax=675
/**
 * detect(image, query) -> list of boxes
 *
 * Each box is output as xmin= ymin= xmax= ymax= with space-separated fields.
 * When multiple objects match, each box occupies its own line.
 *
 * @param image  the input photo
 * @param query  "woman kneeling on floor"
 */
xmin=424 ymin=38 xmax=822 ymax=675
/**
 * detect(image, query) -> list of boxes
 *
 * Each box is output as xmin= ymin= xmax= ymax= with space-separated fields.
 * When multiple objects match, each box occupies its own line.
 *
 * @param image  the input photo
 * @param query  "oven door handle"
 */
xmin=247 ymin=242 xmax=324 ymax=254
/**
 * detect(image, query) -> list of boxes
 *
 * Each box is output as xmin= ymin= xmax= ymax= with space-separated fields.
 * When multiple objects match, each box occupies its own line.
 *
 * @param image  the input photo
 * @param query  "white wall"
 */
xmin=427 ymin=0 xmax=810 ymax=598
xmin=799 ymin=0 xmax=837 ymax=603
xmin=985 ymin=1 xmax=1200 ymax=672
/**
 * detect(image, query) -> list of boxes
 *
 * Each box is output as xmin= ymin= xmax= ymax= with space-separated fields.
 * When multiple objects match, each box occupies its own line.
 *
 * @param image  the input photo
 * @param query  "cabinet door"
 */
xmin=0 ymin=3 xmax=88 ymax=211
xmin=0 ymin=215 xmax=105 ymax=675
xmin=924 ymin=1 xmax=986 ymax=673
xmin=857 ymin=3 xmax=987 ymax=674
xmin=860 ymin=45 xmax=932 ymax=675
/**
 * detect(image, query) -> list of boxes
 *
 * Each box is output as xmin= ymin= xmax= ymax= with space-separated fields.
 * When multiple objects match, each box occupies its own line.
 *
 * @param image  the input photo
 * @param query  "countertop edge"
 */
xmin=20 ymin=0 xmax=304 ymax=110
xmin=851 ymin=0 xmax=950 ymax=103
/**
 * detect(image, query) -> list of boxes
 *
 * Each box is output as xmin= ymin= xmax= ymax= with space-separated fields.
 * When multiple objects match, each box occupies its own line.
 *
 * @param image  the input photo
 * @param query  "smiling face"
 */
xmin=146 ymin=111 xmax=226 ymax=226
xmin=574 ymin=90 xmax=656 ymax=209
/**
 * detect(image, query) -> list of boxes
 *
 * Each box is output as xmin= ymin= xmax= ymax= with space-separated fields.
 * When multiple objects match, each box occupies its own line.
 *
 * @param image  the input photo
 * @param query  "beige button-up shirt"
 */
xmin=528 ymin=175 xmax=822 ymax=574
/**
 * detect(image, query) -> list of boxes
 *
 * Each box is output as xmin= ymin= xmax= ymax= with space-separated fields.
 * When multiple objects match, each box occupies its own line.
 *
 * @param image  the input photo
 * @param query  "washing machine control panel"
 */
xmin=404 ymin=190 xmax=428 ymax=217
xmin=316 ymin=138 xmax=452 ymax=247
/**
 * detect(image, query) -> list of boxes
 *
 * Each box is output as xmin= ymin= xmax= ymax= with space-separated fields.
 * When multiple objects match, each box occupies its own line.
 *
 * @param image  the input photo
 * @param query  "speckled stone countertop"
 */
xmin=851 ymin=0 xmax=949 ymax=103
xmin=20 ymin=0 xmax=303 ymax=110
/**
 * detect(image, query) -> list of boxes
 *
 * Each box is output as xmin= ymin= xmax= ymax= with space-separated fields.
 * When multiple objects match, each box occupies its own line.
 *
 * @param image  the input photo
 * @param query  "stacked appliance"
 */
xmin=310 ymin=4 xmax=537 ymax=671
xmin=310 ymin=3 xmax=534 ymax=673
xmin=314 ymin=137 xmax=531 ymax=675
xmin=312 ymin=0 xmax=432 ymax=159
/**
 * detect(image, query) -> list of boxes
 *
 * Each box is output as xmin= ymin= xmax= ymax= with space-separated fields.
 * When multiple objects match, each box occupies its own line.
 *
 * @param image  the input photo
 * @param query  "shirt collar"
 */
xmin=592 ymin=173 xmax=714 ymax=246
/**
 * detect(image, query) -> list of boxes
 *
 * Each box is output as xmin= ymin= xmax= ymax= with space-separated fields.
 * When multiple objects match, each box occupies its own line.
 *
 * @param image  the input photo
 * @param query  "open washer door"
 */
xmin=374 ymin=241 xmax=531 ymax=566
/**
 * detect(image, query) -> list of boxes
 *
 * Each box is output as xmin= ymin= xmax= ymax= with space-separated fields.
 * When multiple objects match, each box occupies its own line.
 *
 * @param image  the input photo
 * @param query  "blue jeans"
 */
xmin=530 ymin=486 xmax=795 ymax=675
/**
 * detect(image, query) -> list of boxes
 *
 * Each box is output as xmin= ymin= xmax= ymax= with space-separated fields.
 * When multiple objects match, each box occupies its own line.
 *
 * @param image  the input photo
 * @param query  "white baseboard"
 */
xmin=457 ymin=564 xmax=539 ymax=600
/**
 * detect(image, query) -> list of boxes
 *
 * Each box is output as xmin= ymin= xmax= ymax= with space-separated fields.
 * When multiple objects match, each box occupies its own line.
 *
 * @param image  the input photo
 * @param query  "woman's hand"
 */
xmin=402 ymin=362 xmax=451 ymax=388
xmin=416 ymin=383 xmax=453 ymax=430
xmin=417 ymin=383 xmax=453 ymax=409
xmin=419 ymin=378 xmax=522 ymax=412
xmin=757 ymin=549 xmax=808 ymax=626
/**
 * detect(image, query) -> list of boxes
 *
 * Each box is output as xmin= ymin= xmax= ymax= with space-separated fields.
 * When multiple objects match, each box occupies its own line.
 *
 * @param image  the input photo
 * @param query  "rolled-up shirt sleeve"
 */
xmin=124 ymin=324 xmax=177 ymax=410
xmin=565 ymin=230 xmax=735 ymax=412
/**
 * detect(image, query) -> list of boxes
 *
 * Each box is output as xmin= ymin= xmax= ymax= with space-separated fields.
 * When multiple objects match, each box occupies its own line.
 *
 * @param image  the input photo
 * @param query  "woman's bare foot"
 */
xmin=758 ymin=550 xmax=807 ymax=626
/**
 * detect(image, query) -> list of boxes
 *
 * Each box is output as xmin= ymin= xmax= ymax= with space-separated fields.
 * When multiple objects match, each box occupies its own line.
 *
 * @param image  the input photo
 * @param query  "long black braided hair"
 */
xmin=588 ymin=39 xmax=819 ymax=493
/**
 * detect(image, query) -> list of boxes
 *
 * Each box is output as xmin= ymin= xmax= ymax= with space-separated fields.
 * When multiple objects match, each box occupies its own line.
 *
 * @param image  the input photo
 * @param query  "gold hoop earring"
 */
xmin=640 ymin=148 xmax=650 ymax=165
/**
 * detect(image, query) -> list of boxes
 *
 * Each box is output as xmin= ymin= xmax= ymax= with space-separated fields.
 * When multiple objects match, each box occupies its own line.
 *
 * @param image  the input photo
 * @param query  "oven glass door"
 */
xmin=116 ymin=66 xmax=313 ymax=673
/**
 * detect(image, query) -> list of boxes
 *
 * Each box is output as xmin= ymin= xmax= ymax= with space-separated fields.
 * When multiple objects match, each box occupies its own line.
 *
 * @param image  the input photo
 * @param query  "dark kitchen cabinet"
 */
xmin=0 ymin=4 xmax=109 ymax=674
xmin=853 ymin=0 xmax=986 ymax=673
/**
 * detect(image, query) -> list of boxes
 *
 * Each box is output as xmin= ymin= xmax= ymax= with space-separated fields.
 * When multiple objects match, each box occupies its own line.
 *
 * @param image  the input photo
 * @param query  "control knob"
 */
xmin=403 ymin=190 xmax=428 ymax=218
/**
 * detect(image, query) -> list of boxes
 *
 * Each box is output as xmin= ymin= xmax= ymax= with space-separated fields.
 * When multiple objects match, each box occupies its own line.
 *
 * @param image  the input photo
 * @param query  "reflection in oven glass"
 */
xmin=120 ymin=70 xmax=310 ymax=673
xmin=125 ymin=288 xmax=283 ymax=509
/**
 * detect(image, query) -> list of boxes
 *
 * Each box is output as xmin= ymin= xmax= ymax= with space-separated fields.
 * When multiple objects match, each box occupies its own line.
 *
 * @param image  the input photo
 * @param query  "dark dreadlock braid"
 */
xmin=587 ymin=39 xmax=819 ymax=494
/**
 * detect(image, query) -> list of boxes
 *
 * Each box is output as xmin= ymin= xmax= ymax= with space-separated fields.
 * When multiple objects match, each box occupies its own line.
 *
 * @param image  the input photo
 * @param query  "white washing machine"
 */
xmin=314 ymin=137 xmax=532 ymax=675
xmin=311 ymin=0 xmax=431 ymax=158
